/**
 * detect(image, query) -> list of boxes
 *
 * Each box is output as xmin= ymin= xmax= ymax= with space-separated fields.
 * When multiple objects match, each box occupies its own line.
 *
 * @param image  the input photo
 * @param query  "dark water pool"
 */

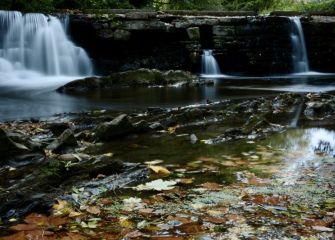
xmin=1 ymin=75 xmax=335 ymax=121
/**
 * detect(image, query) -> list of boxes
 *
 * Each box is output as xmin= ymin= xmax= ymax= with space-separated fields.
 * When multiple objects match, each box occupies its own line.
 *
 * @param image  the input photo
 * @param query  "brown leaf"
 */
xmin=10 ymin=223 xmax=39 ymax=231
xmin=124 ymin=230 xmax=143 ymax=238
xmin=139 ymin=208 xmax=154 ymax=216
xmin=151 ymin=237 xmax=184 ymax=240
xmin=99 ymin=198 xmax=113 ymax=205
xmin=48 ymin=216 xmax=68 ymax=226
xmin=0 ymin=232 xmax=26 ymax=240
xmin=204 ymin=216 xmax=226 ymax=224
xmin=86 ymin=206 xmax=101 ymax=215
xmin=177 ymin=222 xmax=204 ymax=234
xmin=247 ymin=195 xmax=289 ymax=206
xmin=167 ymin=216 xmax=192 ymax=224
xmin=200 ymin=182 xmax=223 ymax=191
xmin=24 ymin=213 xmax=49 ymax=226
xmin=63 ymin=232 xmax=89 ymax=240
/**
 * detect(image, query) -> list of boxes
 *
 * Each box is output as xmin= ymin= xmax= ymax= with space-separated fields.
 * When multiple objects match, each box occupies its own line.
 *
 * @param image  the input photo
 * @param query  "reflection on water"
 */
xmin=0 ymin=74 xmax=335 ymax=121
xmin=0 ymin=82 xmax=281 ymax=121
xmin=266 ymin=128 xmax=335 ymax=185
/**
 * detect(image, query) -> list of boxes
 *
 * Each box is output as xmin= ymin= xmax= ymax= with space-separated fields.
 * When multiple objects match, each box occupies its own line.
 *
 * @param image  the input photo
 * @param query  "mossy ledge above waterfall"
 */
xmin=57 ymin=68 xmax=212 ymax=93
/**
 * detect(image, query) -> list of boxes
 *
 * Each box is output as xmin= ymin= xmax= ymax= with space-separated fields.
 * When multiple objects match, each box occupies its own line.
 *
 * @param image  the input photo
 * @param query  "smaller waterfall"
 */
xmin=201 ymin=50 xmax=221 ymax=75
xmin=290 ymin=17 xmax=309 ymax=73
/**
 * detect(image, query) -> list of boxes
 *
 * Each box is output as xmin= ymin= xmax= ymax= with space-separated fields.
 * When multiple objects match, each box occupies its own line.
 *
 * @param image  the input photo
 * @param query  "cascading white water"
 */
xmin=290 ymin=17 xmax=309 ymax=73
xmin=201 ymin=50 xmax=221 ymax=75
xmin=0 ymin=10 xmax=93 ymax=88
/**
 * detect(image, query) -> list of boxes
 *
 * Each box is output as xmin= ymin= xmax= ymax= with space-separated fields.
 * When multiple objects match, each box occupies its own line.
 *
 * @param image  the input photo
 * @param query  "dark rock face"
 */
xmin=69 ymin=12 xmax=335 ymax=76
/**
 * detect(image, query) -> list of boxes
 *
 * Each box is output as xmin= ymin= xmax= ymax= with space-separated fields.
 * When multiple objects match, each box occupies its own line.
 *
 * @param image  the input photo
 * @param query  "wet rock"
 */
xmin=190 ymin=134 xmax=198 ymax=144
xmin=133 ymin=120 xmax=150 ymax=132
xmin=0 ymin=128 xmax=29 ymax=158
xmin=0 ymin=193 xmax=53 ymax=221
xmin=46 ymin=129 xmax=77 ymax=153
xmin=149 ymin=122 xmax=164 ymax=130
xmin=304 ymin=101 xmax=335 ymax=119
xmin=163 ymin=70 xmax=194 ymax=84
xmin=147 ymin=107 xmax=167 ymax=114
xmin=95 ymin=114 xmax=134 ymax=140
xmin=187 ymin=27 xmax=200 ymax=40
xmin=45 ymin=122 xmax=71 ymax=136
xmin=57 ymin=69 xmax=199 ymax=93
xmin=114 ymin=29 xmax=132 ymax=41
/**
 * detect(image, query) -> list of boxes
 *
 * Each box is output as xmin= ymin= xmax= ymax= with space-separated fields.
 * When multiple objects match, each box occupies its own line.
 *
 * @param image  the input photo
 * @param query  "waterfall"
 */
xmin=201 ymin=50 xmax=221 ymax=75
xmin=0 ymin=11 xmax=93 ymax=80
xmin=290 ymin=17 xmax=309 ymax=73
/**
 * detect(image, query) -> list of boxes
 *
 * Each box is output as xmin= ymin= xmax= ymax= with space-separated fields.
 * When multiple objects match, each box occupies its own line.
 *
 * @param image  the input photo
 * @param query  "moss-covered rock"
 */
xmin=57 ymin=68 xmax=198 ymax=93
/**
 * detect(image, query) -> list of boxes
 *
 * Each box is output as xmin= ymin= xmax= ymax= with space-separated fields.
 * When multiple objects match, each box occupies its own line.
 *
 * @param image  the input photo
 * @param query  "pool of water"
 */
xmin=0 ymin=74 xmax=335 ymax=121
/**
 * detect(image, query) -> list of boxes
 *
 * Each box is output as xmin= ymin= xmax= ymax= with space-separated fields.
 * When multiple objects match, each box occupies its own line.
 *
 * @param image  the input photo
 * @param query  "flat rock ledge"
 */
xmin=57 ymin=68 xmax=212 ymax=93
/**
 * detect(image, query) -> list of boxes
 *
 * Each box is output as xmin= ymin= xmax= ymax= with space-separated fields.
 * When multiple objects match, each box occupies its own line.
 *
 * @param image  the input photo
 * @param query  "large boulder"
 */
xmin=58 ymin=69 xmax=198 ymax=93
xmin=95 ymin=114 xmax=135 ymax=141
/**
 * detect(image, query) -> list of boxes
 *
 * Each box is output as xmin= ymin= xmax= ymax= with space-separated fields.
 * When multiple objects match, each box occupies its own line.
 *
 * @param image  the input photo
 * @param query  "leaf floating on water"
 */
xmin=134 ymin=179 xmax=177 ymax=191
xmin=176 ymin=178 xmax=194 ymax=185
xmin=199 ymin=182 xmax=223 ymax=191
xmin=148 ymin=165 xmax=171 ymax=176
xmin=103 ymin=152 xmax=114 ymax=157
xmin=145 ymin=159 xmax=164 ymax=165
xmin=167 ymin=125 xmax=179 ymax=134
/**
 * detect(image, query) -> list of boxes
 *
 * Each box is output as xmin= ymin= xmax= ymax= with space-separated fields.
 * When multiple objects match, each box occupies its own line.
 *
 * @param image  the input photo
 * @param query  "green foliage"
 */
xmin=0 ymin=0 xmax=334 ymax=12
xmin=220 ymin=0 xmax=277 ymax=12
xmin=1 ymin=0 xmax=55 ymax=12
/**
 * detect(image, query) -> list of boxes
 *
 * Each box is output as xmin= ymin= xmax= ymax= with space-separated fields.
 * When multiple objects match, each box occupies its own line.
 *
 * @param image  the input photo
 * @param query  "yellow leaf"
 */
xmin=103 ymin=152 xmax=114 ymax=157
xmin=148 ymin=165 xmax=170 ymax=176
xmin=177 ymin=178 xmax=194 ymax=185
xmin=119 ymin=217 xmax=134 ymax=228
xmin=167 ymin=125 xmax=179 ymax=134
xmin=68 ymin=211 xmax=82 ymax=218
xmin=144 ymin=159 xmax=163 ymax=165
xmin=53 ymin=200 xmax=68 ymax=211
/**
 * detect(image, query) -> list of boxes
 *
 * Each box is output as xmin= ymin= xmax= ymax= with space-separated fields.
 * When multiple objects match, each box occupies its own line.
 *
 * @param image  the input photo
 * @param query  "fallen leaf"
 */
xmin=10 ymin=224 xmax=39 ymax=231
xmin=124 ymin=230 xmax=143 ymax=238
xmin=139 ymin=208 xmax=154 ymax=216
xmin=148 ymin=165 xmax=171 ymax=176
xmin=86 ymin=206 xmax=101 ymax=215
xmin=99 ymin=198 xmax=113 ymax=205
xmin=177 ymin=222 xmax=204 ymax=234
xmin=134 ymin=179 xmax=177 ymax=191
xmin=145 ymin=159 xmax=164 ymax=165
xmin=168 ymin=125 xmax=179 ymax=134
xmin=199 ymin=182 xmax=223 ymax=191
xmin=312 ymin=226 xmax=334 ymax=232
xmin=176 ymin=178 xmax=194 ymax=185
xmin=204 ymin=216 xmax=226 ymax=224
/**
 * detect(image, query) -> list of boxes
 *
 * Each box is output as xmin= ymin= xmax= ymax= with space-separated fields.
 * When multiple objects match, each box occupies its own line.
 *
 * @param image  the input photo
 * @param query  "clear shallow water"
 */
xmin=1 ymin=75 xmax=335 ymax=121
